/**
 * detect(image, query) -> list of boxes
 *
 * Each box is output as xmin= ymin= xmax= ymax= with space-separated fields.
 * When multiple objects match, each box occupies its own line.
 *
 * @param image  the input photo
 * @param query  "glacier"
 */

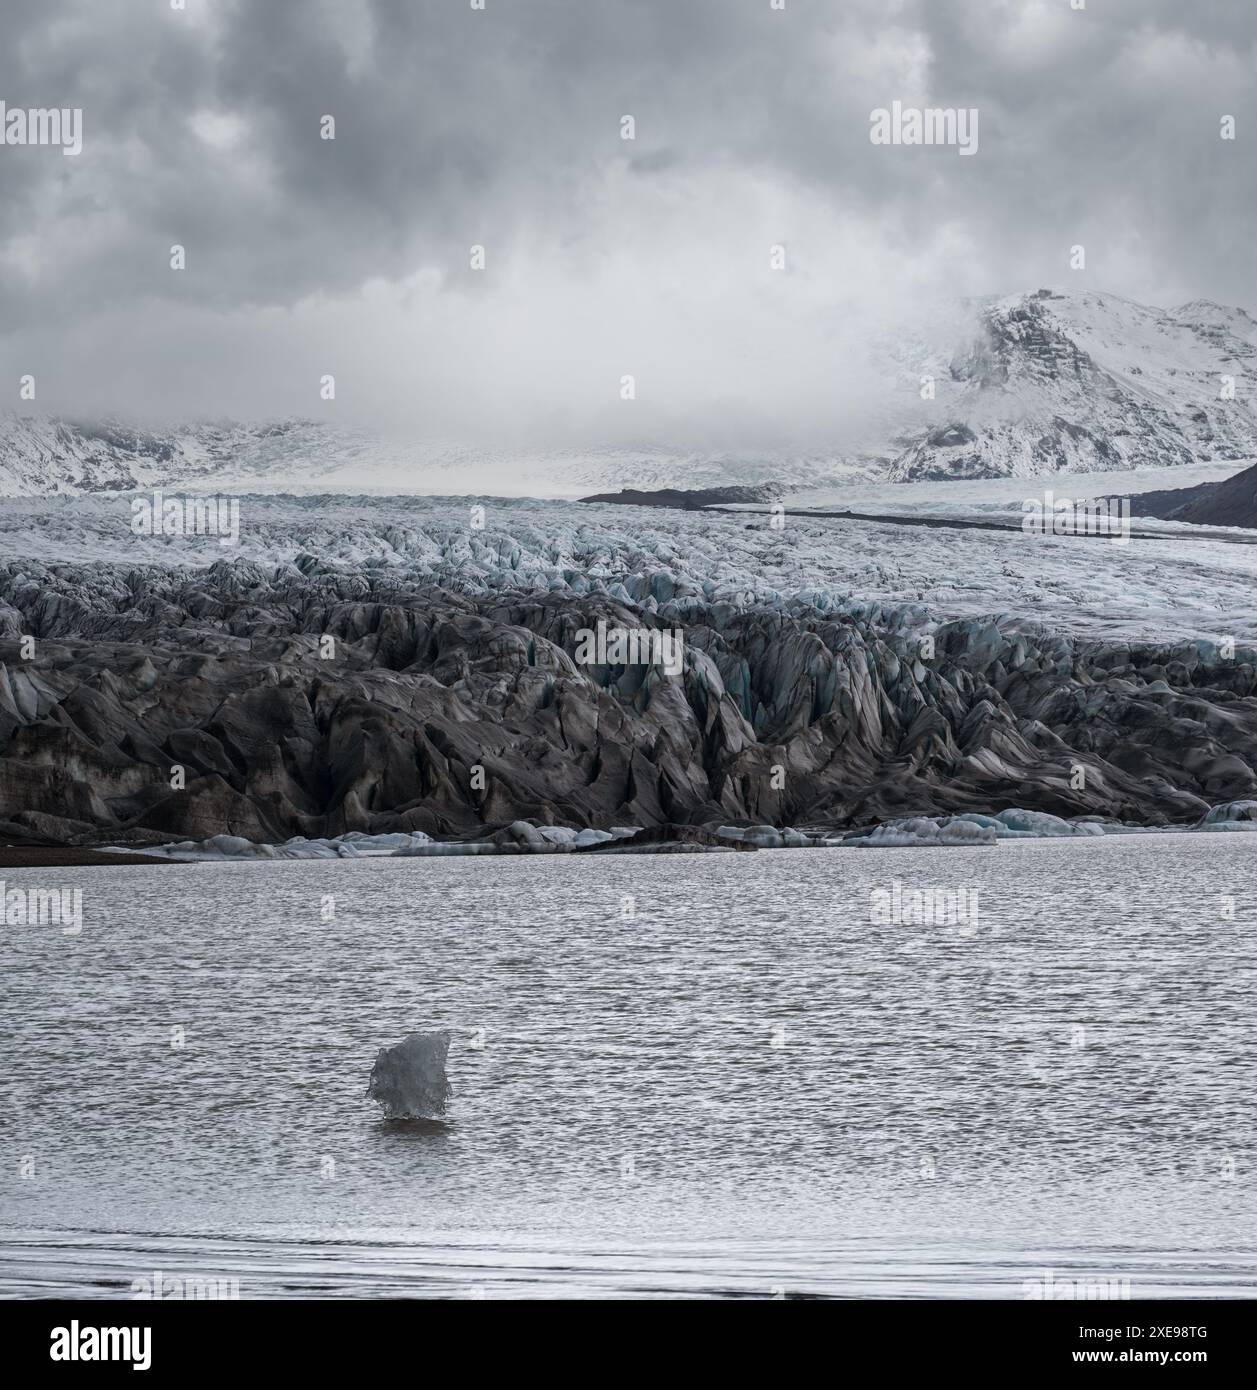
xmin=3 ymin=490 xmax=1257 ymax=642
xmin=3 ymin=491 xmax=1257 ymax=850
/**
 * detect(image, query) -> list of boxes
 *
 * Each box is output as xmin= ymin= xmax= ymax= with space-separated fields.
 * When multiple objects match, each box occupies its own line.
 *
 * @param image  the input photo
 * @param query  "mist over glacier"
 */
xmin=3 ymin=288 xmax=1254 ymax=497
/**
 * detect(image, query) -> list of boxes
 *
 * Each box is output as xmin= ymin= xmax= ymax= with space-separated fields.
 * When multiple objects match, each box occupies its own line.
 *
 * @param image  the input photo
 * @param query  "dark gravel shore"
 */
xmin=0 ymin=846 xmax=176 ymax=869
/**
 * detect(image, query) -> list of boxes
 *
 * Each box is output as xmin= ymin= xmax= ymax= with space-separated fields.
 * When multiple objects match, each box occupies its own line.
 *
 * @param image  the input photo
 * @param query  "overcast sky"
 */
xmin=0 ymin=0 xmax=1253 ymax=447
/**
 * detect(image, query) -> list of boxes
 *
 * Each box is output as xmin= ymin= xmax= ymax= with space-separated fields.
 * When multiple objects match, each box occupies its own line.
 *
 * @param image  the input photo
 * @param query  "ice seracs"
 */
xmin=7 ymin=492 xmax=1257 ymax=849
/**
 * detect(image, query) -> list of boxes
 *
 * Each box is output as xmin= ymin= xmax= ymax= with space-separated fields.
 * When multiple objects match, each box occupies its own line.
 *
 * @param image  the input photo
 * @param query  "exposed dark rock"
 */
xmin=1120 ymin=460 xmax=1257 ymax=529
xmin=0 ymin=845 xmax=176 ymax=866
xmin=578 ymin=485 xmax=783 ymax=510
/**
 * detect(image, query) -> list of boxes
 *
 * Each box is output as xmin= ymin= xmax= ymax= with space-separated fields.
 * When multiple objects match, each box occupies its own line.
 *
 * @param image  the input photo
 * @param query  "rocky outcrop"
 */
xmin=1120 ymin=459 xmax=1257 ymax=528
xmin=578 ymin=485 xmax=782 ymax=510
xmin=0 ymin=552 xmax=1254 ymax=846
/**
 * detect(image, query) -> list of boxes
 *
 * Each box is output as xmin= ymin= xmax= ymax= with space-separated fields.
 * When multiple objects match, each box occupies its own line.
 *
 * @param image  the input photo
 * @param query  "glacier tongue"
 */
xmin=4 ymin=495 xmax=1257 ymax=847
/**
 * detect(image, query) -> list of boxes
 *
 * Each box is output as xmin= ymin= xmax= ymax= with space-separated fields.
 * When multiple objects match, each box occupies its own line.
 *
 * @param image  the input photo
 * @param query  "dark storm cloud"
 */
xmin=0 ymin=0 xmax=1253 ymax=433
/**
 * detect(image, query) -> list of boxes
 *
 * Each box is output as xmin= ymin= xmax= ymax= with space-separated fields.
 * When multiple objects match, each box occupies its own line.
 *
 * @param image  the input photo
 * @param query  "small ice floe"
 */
xmin=99 ymin=830 xmax=436 ymax=861
xmin=390 ymin=822 xmax=629 ymax=855
xmin=367 ymin=1030 xmax=452 ymax=1120
xmin=715 ymin=825 xmax=817 ymax=848
xmin=839 ymin=809 xmax=1112 ymax=847
xmin=841 ymin=816 xmax=1000 ymax=848
xmin=1196 ymin=801 xmax=1257 ymax=830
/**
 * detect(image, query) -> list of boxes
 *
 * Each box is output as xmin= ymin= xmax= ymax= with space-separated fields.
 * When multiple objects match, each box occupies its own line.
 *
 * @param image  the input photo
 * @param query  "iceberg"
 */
xmin=843 ymin=816 xmax=999 ymax=848
xmin=1199 ymin=801 xmax=1257 ymax=828
xmin=102 ymin=830 xmax=434 ymax=861
xmin=841 ymin=809 xmax=1109 ymax=847
xmin=366 ymin=1030 xmax=452 ymax=1120
xmin=715 ymin=825 xmax=817 ymax=848
xmin=98 ymin=799 xmax=1257 ymax=867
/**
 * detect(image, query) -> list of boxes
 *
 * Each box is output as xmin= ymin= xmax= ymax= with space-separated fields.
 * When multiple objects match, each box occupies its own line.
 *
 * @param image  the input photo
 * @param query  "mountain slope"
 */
xmin=0 ymin=415 xmax=873 ymax=498
xmin=888 ymin=290 xmax=1257 ymax=481
xmin=1124 ymin=459 xmax=1257 ymax=528
xmin=0 ymin=416 xmax=363 ymax=495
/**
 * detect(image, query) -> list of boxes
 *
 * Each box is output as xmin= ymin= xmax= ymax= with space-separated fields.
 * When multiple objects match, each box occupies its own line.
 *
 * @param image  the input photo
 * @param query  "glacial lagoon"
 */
xmin=2 ymin=833 xmax=1255 ymax=1298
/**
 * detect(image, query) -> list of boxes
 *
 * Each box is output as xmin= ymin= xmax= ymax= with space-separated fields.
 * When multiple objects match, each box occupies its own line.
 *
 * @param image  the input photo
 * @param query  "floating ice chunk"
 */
xmin=961 ymin=810 xmax=1107 ymax=838
xmin=536 ymin=825 xmax=580 ymax=846
xmin=937 ymin=819 xmax=1001 ymax=843
xmin=992 ymin=808 xmax=1078 ymax=837
xmin=109 ymin=829 xmax=438 ymax=860
xmin=716 ymin=825 xmax=816 ymax=847
xmin=367 ymin=1030 xmax=452 ymax=1120
xmin=483 ymin=821 xmax=568 ymax=852
xmin=844 ymin=816 xmax=999 ymax=847
xmin=199 ymin=834 xmax=277 ymax=858
xmin=391 ymin=841 xmax=499 ymax=856
xmin=275 ymin=838 xmax=342 ymax=859
xmin=1200 ymin=800 xmax=1257 ymax=827
xmin=948 ymin=813 xmax=1005 ymax=832
xmin=330 ymin=831 xmax=430 ymax=854
xmin=844 ymin=808 xmax=1116 ymax=846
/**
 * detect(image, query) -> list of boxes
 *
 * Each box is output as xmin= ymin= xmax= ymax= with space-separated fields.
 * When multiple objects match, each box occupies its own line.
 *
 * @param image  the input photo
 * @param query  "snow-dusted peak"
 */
xmin=887 ymin=287 xmax=1257 ymax=481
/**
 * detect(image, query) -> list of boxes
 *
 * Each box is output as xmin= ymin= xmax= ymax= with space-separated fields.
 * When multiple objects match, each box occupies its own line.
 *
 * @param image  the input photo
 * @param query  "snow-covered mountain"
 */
xmin=887 ymin=290 xmax=1257 ymax=481
xmin=0 ymin=415 xmax=870 ymax=499
xmin=1 ymin=289 xmax=1253 ymax=496
xmin=0 ymin=416 xmax=364 ymax=496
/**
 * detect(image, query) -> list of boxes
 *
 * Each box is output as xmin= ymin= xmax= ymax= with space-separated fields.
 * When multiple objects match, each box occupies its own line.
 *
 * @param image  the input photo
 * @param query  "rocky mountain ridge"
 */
xmin=886 ymin=290 xmax=1257 ymax=481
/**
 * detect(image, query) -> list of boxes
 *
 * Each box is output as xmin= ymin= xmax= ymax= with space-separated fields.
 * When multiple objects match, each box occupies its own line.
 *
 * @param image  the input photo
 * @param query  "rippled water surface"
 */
xmin=2 ymin=834 xmax=1255 ymax=1298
